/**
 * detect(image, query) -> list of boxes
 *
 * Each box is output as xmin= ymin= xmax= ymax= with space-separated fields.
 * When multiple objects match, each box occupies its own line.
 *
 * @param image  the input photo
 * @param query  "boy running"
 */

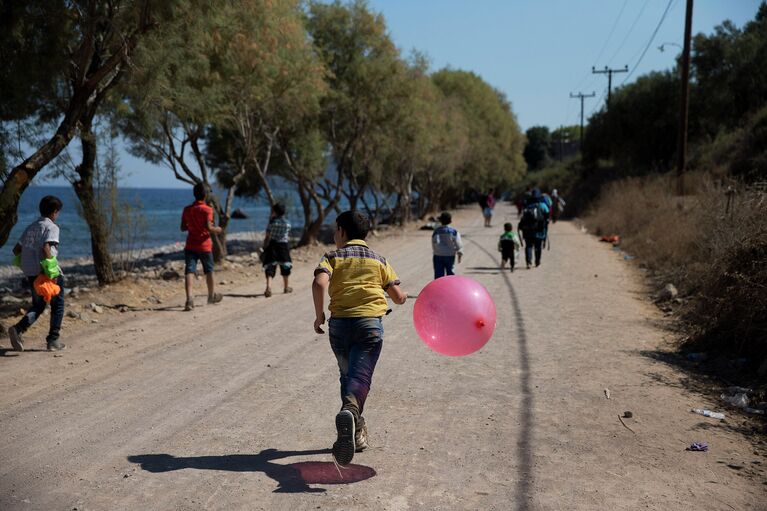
xmin=312 ymin=210 xmax=408 ymax=466
xmin=431 ymin=212 xmax=464 ymax=279
xmin=8 ymin=195 xmax=66 ymax=351
xmin=181 ymin=183 xmax=223 ymax=311
xmin=498 ymin=222 xmax=521 ymax=272
xmin=262 ymin=203 xmax=293 ymax=297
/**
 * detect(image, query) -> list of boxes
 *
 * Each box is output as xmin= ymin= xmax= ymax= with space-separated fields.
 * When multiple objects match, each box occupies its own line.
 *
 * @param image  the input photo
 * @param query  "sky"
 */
xmin=44 ymin=0 xmax=764 ymax=189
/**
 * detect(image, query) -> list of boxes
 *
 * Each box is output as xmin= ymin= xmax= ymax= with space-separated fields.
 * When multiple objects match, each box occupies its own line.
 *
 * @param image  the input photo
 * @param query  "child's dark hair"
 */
xmin=193 ymin=182 xmax=207 ymax=201
xmin=336 ymin=210 xmax=370 ymax=240
xmin=272 ymin=203 xmax=286 ymax=217
xmin=504 ymin=222 xmax=513 ymax=232
xmin=39 ymin=195 xmax=63 ymax=217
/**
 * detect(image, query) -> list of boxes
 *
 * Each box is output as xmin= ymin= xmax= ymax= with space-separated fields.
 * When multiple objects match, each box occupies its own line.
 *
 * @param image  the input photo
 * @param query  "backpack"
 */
xmin=520 ymin=204 xmax=546 ymax=232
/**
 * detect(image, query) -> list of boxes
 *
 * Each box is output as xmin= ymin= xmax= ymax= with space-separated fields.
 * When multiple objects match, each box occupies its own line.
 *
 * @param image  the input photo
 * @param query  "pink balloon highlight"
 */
xmin=413 ymin=275 xmax=497 ymax=356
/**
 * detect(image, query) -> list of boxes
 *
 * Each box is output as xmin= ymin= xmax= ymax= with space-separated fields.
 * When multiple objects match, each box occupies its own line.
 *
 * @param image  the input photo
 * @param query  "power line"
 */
xmin=592 ymin=0 xmax=630 ymax=67
xmin=621 ymin=0 xmax=677 ymax=85
xmin=606 ymin=0 xmax=651 ymax=65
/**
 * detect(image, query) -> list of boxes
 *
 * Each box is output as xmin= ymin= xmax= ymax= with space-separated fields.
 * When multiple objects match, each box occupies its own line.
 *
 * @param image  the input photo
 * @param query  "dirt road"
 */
xmin=1 ymin=203 xmax=764 ymax=510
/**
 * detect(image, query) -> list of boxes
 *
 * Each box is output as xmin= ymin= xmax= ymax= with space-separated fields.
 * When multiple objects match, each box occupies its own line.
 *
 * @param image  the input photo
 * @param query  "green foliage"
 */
xmin=583 ymin=71 xmax=678 ymax=171
xmin=431 ymin=69 xmax=525 ymax=192
xmin=523 ymin=126 xmax=551 ymax=170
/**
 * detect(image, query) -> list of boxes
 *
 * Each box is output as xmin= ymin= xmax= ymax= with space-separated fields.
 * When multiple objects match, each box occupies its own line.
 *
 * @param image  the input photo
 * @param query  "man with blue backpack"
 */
xmin=517 ymin=188 xmax=550 ymax=269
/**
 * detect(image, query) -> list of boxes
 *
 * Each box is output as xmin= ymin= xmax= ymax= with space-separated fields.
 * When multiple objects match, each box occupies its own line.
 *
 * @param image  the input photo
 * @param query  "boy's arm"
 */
xmin=42 ymin=242 xmax=53 ymax=259
xmin=180 ymin=210 xmax=188 ymax=232
xmin=386 ymin=284 xmax=408 ymax=305
xmin=12 ymin=243 xmax=21 ymax=255
xmin=206 ymin=219 xmax=223 ymax=234
xmin=312 ymin=272 xmax=330 ymax=333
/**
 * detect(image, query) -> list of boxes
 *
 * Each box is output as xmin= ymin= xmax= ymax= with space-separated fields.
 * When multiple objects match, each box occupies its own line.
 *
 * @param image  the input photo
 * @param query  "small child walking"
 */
xmin=498 ymin=222 xmax=521 ymax=272
xmin=8 ymin=195 xmax=66 ymax=351
xmin=312 ymin=210 xmax=408 ymax=465
xmin=262 ymin=203 xmax=292 ymax=298
xmin=431 ymin=212 xmax=464 ymax=279
xmin=181 ymin=183 xmax=223 ymax=311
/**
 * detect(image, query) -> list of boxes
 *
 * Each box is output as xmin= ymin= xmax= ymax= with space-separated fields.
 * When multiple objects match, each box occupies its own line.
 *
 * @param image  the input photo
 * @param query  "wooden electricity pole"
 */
xmin=676 ymin=0 xmax=694 ymax=196
xmin=570 ymin=91 xmax=596 ymax=147
xmin=592 ymin=65 xmax=628 ymax=109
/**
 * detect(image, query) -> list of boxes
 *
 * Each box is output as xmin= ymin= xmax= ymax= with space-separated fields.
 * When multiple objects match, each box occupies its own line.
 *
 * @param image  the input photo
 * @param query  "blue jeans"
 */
xmin=433 ymin=255 xmax=456 ymax=279
xmin=15 ymin=275 xmax=65 ymax=342
xmin=328 ymin=317 xmax=383 ymax=426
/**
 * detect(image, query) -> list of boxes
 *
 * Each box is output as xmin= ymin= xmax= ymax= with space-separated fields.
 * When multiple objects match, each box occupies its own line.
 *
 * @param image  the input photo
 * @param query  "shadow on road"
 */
xmin=467 ymin=238 xmax=534 ymax=511
xmin=128 ymin=448 xmax=376 ymax=493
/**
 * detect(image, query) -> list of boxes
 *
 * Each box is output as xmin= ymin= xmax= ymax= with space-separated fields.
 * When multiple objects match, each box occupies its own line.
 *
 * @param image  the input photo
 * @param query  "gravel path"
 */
xmin=0 ymin=203 xmax=764 ymax=510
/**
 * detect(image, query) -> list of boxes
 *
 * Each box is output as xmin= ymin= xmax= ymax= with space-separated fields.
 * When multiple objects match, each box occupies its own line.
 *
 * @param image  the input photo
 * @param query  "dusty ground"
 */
xmin=0 ymin=203 xmax=765 ymax=510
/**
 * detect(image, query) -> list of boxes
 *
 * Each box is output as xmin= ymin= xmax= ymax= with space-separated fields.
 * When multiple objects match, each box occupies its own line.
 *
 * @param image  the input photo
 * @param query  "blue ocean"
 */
xmin=1 ymin=185 xmax=308 ymax=265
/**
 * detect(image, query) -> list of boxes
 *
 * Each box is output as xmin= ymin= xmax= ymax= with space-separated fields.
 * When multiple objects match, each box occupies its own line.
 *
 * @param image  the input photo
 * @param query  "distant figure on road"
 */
xmin=551 ymin=189 xmax=566 ymax=223
xmin=498 ymin=222 xmax=521 ymax=272
xmin=181 ymin=183 xmax=223 ymax=311
xmin=482 ymin=190 xmax=496 ymax=227
xmin=518 ymin=189 xmax=550 ymax=269
xmin=262 ymin=203 xmax=293 ymax=297
xmin=8 ymin=195 xmax=66 ymax=352
xmin=431 ymin=212 xmax=464 ymax=279
xmin=312 ymin=210 xmax=408 ymax=466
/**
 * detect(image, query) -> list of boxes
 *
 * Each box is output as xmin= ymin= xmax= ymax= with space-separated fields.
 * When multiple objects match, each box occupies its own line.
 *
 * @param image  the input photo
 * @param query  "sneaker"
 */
xmin=284 ymin=287 xmax=293 ymax=294
xmin=184 ymin=299 xmax=194 ymax=311
xmin=207 ymin=293 xmax=223 ymax=304
xmin=47 ymin=340 xmax=66 ymax=351
xmin=526 ymin=263 xmax=531 ymax=269
xmin=8 ymin=326 xmax=23 ymax=352
xmin=355 ymin=422 xmax=369 ymax=452
xmin=264 ymin=288 xmax=272 ymax=298
xmin=332 ymin=410 xmax=356 ymax=466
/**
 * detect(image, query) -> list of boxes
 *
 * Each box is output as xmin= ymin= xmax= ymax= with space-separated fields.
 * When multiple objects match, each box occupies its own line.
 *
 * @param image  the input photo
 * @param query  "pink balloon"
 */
xmin=413 ymin=275 xmax=496 ymax=356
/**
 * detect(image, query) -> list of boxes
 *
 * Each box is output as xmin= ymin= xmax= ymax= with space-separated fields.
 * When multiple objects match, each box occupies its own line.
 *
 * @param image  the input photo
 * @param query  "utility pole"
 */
xmin=676 ymin=0 xmax=693 ymax=196
xmin=592 ymin=65 xmax=628 ymax=108
xmin=570 ymin=91 xmax=596 ymax=147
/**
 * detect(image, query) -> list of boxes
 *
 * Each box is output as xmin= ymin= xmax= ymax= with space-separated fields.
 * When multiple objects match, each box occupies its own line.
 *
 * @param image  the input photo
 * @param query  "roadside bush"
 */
xmin=585 ymin=173 xmax=767 ymax=373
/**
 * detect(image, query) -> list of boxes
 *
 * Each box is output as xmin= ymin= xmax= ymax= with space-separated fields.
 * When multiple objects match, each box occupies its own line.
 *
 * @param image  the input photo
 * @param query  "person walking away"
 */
xmin=551 ymin=189 xmax=566 ymax=223
xmin=431 ymin=212 xmax=464 ymax=279
xmin=518 ymin=189 xmax=550 ymax=269
xmin=8 ymin=195 xmax=66 ymax=351
xmin=498 ymin=222 xmax=521 ymax=272
xmin=181 ymin=183 xmax=223 ymax=311
xmin=483 ymin=189 xmax=496 ymax=227
xmin=262 ymin=203 xmax=293 ymax=297
xmin=312 ymin=210 xmax=408 ymax=466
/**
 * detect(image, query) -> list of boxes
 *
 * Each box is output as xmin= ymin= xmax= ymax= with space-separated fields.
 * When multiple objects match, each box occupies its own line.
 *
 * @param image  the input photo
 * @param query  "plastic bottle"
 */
xmin=691 ymin=408 xmax=725 ymax=420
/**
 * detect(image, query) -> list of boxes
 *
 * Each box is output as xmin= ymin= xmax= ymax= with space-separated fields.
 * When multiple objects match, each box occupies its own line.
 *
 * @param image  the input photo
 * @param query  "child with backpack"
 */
xmin=312 ymin=210 xmax=408 ymax=466
xmin=431 ymin=212 xmax=464 ymax=279
xmin=498 ymin=222 xmax=521 ymax=272
xmin=517 ymin=189 xmax=550 ymax=269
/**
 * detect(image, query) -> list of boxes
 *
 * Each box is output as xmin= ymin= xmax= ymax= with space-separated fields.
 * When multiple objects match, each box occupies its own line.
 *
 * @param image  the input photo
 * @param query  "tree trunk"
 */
xmin=0 ymin=114 xmax=81 ymax=247
xmin=72 ymin=123 xmax=117 ymax=285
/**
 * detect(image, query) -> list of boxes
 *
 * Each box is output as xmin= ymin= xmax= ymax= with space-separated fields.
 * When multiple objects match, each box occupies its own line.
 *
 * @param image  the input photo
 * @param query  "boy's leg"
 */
xmin=14 ymin=276 xmax=47 ymax=333
xmin=280 ymin=264 xmax=292 ymax=293
xmin=183 ymin=250 xmax=197 ymax=309
xmin=444 ymin=255 xmax=456 ymax=276
xmin=264 ymin=265 xmax=275 ymax=297
xmin=432 ymin=255 xmax=443 ymax=280
xmin=201 ymin=252 xmax=221 ymax=303
xmin=343 ymin=318 xmax=384 ymax=420
xmin=46 ymin=275 xmax=65 ymax=348
xmin=524 ymin=238 xmax=533 ymax=266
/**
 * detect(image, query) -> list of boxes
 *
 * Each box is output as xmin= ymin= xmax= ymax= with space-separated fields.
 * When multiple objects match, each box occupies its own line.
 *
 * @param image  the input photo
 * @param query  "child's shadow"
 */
xmin=128 ymin=448 xmax=376 ymax=493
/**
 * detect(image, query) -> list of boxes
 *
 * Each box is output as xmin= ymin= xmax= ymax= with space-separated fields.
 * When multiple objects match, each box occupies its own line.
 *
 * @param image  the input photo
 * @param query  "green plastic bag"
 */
xmin=12 ymin=254 xmax=21 ymax=268
xmin=40 ymin=257 xmax=61 ymax=279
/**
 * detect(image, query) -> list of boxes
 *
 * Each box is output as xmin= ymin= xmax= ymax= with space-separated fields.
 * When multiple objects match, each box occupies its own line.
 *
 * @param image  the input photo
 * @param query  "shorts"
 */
xmin=501 ymin=248 xmax=515 ymax=262
xmin=483 ymin=207 xmax=493 ymax=218
xmin=184 ymin=249 xmax=214 ymax=275
xmin=262 ymin=241 xmax=292 ymax=278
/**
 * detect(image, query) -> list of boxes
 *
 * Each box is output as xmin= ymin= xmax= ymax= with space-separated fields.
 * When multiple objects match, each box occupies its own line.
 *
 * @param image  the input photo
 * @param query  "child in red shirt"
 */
xmin=181 ymin=183 xmax=223 ymax=311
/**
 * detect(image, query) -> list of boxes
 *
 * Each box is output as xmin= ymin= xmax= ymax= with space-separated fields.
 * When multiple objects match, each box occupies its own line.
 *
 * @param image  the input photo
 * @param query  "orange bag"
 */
xmin=34 ymin=274 xmax=61 ymax=303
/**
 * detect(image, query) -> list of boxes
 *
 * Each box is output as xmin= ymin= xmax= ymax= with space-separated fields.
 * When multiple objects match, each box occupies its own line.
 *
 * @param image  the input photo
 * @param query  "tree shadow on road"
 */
xmin=128 ymin=448 xmax=376 ymax=493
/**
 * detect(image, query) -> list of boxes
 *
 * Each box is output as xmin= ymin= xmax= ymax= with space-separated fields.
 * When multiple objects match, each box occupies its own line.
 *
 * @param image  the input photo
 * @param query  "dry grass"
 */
xmin=586 ymin=172 xmax=767 ymax=371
